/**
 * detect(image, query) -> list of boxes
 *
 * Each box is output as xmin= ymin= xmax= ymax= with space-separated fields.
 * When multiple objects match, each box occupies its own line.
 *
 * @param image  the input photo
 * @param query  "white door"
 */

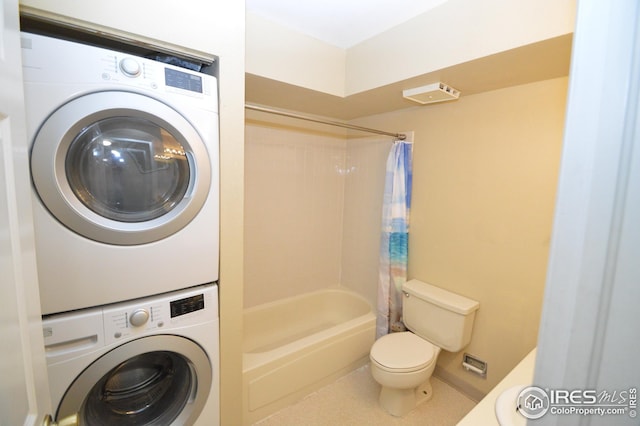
xmin=534 ymin=1 xmax=640 ymax=425
xmin=0 ymin=0 xmax=51 ymax=425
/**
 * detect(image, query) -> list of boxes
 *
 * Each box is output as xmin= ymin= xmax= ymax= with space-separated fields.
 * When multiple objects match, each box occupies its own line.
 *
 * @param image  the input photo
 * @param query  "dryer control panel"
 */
xmin=20 ymin=32 xmax=218 ymax=113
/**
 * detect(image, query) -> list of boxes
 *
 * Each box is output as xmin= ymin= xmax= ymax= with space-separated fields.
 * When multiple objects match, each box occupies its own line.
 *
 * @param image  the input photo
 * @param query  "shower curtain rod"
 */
xmin=245 ymin=104 xmax=407 ymax=140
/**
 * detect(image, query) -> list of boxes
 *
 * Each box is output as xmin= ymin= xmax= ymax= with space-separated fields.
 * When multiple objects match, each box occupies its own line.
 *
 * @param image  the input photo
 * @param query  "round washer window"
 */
xmin=66 ymin=117 xmax=190 ymax=222
xmin=82 ymin=351 xmax=191 ymax=425
xmin=30 ymin=91 xmax=212 ymax=245
xmin=56 ymin=336 xmax=213 ymax=426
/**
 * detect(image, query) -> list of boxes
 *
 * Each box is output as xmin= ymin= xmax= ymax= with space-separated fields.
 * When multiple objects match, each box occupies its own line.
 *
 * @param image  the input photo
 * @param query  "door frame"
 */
xmin=0 ymin=0 xmax=51 ymax=424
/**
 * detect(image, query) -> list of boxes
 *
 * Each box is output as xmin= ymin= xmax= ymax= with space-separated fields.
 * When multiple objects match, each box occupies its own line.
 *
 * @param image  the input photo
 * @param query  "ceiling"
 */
xmin=245 ymin=1 xmax=573 ymax=120
xmin=245 ymin=0 xmax=450 ymax=48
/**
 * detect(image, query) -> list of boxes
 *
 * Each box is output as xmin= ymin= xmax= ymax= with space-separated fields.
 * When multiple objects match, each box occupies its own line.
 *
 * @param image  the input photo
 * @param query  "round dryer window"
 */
xmin=30 ymin=91 xmax=212 ymax=245
xmin=56 ymin=335 xmax=212 ymax=425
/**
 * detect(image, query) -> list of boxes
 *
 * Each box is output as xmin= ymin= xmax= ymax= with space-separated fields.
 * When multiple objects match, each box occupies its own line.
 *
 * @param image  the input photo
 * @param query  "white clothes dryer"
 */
xmin=43 ymin=284 xmax=219 ymax=426
xmin=21 ymin=33 xmax=219 ymax=314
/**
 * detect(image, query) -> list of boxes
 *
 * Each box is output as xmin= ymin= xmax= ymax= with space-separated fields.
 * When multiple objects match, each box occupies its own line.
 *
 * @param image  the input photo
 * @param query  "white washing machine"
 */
xmin=21 ymin=32 xmax=219 ymax=315
xmin=43 ymin=283 xmax=219 ymax=425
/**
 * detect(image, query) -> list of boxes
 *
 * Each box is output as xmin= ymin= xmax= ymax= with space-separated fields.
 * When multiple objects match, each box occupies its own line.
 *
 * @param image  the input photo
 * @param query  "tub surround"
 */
xmin=244 ymin=119 xmax=348 ymax=308
xmin=244 ymin=116 xmax=391 ymax=309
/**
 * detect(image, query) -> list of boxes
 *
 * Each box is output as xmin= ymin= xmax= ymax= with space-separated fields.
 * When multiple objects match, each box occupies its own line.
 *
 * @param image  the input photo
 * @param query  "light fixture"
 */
xmin=403 ymin=82 xmax=460 ymax=104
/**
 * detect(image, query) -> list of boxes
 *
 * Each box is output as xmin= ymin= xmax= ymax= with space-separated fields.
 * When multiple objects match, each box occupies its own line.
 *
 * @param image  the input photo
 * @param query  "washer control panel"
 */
xmin=41 ymin=284 xmax=217 ymax=364
xmin=103 ymin=300 xmax=165 ymax=344
xmin=102 ymin=284 xmax=216 ymax=345
xmin=170 ymin=293 xmax=205 ymax=318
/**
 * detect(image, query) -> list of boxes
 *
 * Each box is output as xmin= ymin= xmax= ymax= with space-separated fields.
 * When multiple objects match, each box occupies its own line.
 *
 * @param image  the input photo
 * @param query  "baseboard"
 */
xmin=433 ymin=366 xmax=486 ymax=403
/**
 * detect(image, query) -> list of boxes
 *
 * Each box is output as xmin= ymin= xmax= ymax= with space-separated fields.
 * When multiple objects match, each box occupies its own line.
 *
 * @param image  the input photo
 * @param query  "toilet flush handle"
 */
xmin=403 ymin=291 xmax=410 ymax=298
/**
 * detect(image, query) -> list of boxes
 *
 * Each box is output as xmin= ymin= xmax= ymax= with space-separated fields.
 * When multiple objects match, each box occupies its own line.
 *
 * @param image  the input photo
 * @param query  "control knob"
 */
xmin=129 ymin=308 xmax=150 ymax=327
xmin=119 ymin=57 xmax=141 ymax=77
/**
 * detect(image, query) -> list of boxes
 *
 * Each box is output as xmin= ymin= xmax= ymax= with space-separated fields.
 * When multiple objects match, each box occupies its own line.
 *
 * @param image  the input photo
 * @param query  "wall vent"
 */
xmin=403 ymin=82 xmax=460 ymax=104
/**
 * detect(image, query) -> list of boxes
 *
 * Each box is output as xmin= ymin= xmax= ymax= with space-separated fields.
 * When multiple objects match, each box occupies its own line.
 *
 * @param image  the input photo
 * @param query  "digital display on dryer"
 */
xmin=165 ymin=68 xmax=203 ymax=93
xmin=170 ymin=293 xmax=205 ymax=318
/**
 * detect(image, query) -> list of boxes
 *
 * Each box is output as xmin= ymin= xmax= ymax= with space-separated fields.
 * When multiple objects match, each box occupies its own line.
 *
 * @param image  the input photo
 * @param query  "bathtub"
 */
xmin=242 ymin=288 xmax=376 ymax=425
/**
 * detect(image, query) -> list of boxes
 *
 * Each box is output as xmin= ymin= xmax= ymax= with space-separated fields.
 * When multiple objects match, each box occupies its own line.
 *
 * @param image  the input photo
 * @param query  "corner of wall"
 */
xmin=344 ymin=0 xmax=576 ymax=95
xmin=246 ymin=12 xmax=347 ymax=97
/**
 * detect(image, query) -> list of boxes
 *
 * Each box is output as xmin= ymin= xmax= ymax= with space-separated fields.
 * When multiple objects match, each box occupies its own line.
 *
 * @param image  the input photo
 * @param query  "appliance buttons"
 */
xmin=119 ymin=57 xmax=141 ymax=77
xmin=129 ymin=308 xmax=150 ymax=327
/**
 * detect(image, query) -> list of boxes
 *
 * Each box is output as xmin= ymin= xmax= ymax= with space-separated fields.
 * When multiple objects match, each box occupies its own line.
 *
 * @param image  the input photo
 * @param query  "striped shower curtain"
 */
xmin=376 ymin=140 xmax=413 ymax=338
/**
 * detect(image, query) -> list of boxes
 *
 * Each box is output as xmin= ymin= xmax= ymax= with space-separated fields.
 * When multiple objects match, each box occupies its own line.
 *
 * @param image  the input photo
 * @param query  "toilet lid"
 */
xmin=370 ymin=332 xmax=436 ymax=372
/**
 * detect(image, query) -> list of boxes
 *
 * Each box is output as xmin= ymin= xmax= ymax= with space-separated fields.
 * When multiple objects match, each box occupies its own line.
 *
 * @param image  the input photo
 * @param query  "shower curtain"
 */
xmin=376 ymin=140 xmax=413 ymax=338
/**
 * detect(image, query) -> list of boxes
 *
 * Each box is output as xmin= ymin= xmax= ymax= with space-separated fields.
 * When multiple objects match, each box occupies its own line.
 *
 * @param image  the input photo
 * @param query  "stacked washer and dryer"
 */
xmin=21 ymin=32 xmax=220 ymax=425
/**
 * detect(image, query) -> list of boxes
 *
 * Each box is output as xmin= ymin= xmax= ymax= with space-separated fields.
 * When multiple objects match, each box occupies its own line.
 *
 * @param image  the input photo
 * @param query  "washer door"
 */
xmin=30 ymin=91 xmax=211 ymax=245
xmin=57 ymin=335 xmax=212 ymax=425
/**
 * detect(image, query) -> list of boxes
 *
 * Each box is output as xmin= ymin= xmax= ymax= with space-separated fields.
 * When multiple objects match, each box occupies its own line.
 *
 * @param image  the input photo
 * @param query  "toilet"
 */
xmin=370 ymin=279 xmax=479 ymax=417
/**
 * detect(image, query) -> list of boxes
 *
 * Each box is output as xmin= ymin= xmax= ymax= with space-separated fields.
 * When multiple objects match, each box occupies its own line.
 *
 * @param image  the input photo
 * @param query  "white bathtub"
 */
xmin=242 ymin=288 xmax=376 ymax=425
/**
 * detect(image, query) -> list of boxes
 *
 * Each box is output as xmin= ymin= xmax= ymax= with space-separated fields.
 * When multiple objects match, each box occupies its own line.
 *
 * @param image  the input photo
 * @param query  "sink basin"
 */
xmin=495 ymin=385 xmax=527 ymax=426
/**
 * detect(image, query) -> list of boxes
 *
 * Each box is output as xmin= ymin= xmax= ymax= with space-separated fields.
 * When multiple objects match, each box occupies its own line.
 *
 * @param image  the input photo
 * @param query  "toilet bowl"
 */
xmin=370 ymin=279 xmax=479 ymax=416
xmin=370 ymin=332 xmax=441 ymax=416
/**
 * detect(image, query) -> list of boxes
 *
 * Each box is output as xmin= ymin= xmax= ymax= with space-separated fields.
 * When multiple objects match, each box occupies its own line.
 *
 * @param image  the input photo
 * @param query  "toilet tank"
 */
xmin=402 ymin=279 xmax=479 ymax=352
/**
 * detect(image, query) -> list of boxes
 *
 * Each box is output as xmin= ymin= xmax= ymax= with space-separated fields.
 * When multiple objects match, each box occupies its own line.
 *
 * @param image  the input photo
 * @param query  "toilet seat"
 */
xmin=370 ymin=332 xmax=436 ymax=373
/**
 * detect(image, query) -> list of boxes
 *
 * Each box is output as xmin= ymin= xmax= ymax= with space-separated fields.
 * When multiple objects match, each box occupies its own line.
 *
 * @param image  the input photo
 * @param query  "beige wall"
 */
xmin=19 ymin=1 xmax=246 ymax=422
xmin=351 ymin=77 xmax=568 ymax=395
xmin=246 ymin=12 xmax=346 ymax=97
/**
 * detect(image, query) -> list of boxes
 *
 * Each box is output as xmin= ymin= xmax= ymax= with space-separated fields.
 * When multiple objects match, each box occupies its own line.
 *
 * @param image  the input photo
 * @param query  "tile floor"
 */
xmin=254 ymin=364 xmax=477 ymax=426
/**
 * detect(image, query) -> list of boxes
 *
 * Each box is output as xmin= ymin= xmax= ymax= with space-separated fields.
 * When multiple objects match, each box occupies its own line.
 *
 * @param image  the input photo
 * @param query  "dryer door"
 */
xmin=56 ymin=335 xmax=212 ymax=425
xmin=30 ymin=91 xmax=211 ymax=245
